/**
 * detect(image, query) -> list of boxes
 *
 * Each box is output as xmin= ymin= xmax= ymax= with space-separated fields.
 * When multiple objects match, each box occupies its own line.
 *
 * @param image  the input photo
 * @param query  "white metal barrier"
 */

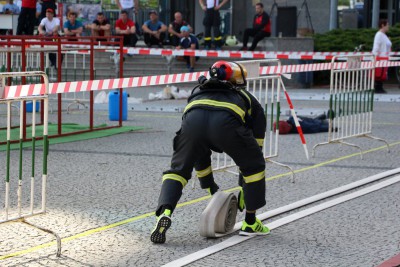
xmin=211 ymin=59 xmax=295 ymax=181
xmin=0 ymin=71 xmax=61 ymax=256
xmin=312 ymin=55 xmax=390 ymax=158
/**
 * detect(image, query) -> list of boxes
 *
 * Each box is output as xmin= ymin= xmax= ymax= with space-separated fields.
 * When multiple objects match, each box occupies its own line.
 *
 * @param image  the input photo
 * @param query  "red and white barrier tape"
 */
xmin=4 ymin=60 xmax=400 ymax=99
xmin=2 ymin=42 xmax=400 ymax=61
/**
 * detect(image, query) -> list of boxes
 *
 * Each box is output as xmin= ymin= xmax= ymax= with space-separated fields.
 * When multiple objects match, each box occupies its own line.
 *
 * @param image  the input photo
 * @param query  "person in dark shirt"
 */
xmin=86 ymin=12 xmax=111 ymax=41
xmin=177 ymin=25 xmax=199 ymax=72
xmin=239 ymin=2 xmax=271 ymax=51
xmin=274 ymin=111 xmax=336 ymax=134
xmin=168 ymin=11 xmax=191 ymax=47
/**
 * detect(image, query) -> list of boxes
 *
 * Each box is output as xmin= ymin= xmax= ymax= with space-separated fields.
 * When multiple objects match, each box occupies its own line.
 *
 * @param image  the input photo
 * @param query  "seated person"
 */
xmin=0 ymin=0 xmax=19 ymax=34
xmin=38 ymin=8 xmax=60 ymax=68
xmin=63 ymin=11 xmax=83 ymax=40
xmin=86 ymin=12 xmax=111 ymax=42
xmin=176 ymin=26 xmax=199 ymax=72
xmin=38 ymin=8 xmax=60 ymax=37
xmin=168 ymin=11 xmax=191 ymax=47
xmin=142 ymin=10 xmax=167 ymax=48
xmin=239 ymin=2 xmax=271 ymax=51
xmin=3 ymin=0 xmax=20 ymax=14
xmin=274 ymin=111 xmax=336 ymax=134
xmin=115 ymin=10 xmax=138 ymax=47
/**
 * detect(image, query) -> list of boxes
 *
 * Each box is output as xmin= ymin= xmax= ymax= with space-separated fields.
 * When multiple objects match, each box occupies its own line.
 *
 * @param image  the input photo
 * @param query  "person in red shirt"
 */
xmin=115 ymin=10 xmax=138 ymax=47
xmin=16 ymin=0 xmax=37 ymax=35
xmin=239 ymin=2 xmax=271 ymax=51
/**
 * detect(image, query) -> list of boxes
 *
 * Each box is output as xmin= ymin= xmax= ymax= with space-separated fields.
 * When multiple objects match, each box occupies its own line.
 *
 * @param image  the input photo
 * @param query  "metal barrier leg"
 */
xmin=312 ymin=140 xmax=363 ymax=159
xmin=67 ymin=100 xmax=88 ymax=114
xmin=363 ymin=134 xmax=390 ymax=153
xmin=267 ymin=159 xmax=296 ymax=183
xmin=21 ymin=218 xmax=62 ymax=257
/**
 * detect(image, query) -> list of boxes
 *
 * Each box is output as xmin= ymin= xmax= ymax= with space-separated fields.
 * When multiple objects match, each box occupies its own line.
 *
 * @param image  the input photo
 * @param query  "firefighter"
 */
xmin=151 ymin=61 xmax=270 ymax=244
xmin=199 ymin=0 xmax=229 ymax=50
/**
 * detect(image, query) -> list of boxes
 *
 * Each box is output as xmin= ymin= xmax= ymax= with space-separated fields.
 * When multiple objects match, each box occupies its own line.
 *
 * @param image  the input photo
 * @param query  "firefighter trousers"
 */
xmin=156 ymin=109 xmax=266 ymax=216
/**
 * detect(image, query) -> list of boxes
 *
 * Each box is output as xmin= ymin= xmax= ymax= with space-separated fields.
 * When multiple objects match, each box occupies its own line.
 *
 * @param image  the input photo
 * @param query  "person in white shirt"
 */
xmin=38 ymin=8 xmax=60 ymax=36
xmin=38 ymin=8 xmax=61 ymax=69
xmin=372 ymin=19 xmax=392 ymax=94
xmin=198 ymin=0 xmax=229 ymax=50
xmin=115 ymin=0 xmax=138 ymax=21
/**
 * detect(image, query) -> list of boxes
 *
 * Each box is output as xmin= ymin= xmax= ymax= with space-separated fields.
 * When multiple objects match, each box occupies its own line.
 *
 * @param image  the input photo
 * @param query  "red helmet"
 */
xmin=209 ymin=61 xmax=247 ymax=85
xmin=273 ymin=121 xmax=292 ymax=134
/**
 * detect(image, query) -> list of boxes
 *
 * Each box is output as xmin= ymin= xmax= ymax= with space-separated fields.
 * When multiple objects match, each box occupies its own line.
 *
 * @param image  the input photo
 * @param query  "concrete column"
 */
xmin=388 ymin=0 xmax=393 ymax=25
xmin=371 ymin=0 xmax=380 ymax=28
xmin=329 ymin=0 xmax=338 ymax=30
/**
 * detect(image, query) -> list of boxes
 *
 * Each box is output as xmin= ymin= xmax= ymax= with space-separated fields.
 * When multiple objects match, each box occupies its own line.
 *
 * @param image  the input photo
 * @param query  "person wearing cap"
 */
xmin=115 ymin=0 xmax=138 ymax=21
xmin=239 ymin=2 xmax=271 ymax=51
xmin=63 ymin=11 xmax=83 ymax=40
xmin=39 ymin=0 xmax=56 ymax=21
xmin=39 ymin=8 xmax=60 ymax=68
xmin=150 ymin=61 xmax=270 ymax=244
xmin=142 ymin=10 xmax=167 ymax=48
xmin=38 ymin=8 xmax=59 ymax=36
xmin=115 ymin=10 xmax=138 ymax=47
xmin=16 ymin=0 xmax=36 ymax=35
xmin=86 ymin=12 xmax=111 ymax=41
xmin=176 ymin=25 xmax=199 ymax=72
xmin=168 ymin=11 xmax=191 ymax=47
xmin=199 ymin=0 xmax=229 ymax=50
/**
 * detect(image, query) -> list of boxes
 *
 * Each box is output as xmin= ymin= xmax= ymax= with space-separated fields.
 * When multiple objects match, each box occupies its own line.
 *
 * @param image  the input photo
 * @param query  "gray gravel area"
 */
xmin=0 ymin=87 xmax=399 ymax=267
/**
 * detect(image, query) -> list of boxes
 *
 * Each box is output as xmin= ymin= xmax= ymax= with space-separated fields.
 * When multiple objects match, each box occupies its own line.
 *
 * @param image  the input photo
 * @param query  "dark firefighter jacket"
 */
xmin=183 ymin=79 xmax=266 ymax=147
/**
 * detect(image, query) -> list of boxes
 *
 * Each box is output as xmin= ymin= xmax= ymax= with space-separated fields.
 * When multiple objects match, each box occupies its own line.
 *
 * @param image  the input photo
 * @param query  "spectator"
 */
xmin=177 ymin=26 xmax=199 ymax=72
xmin=198 ymin=0 xmax=229 ymax=50
xmin=168 ymin=11 xmax=191 ymax=47
xmin=63 ymin=11 xmax=83 ymax=40
xmin=86 ymin=12 xmax=111 ymax=41
xmin=372 ymin=19 xmax=391 ymax=94
xmin=115 ymin=0 xmax=138 ymax=21
xmin=38 ymin=8 xmax=60 ymax=68
xmin=239 ymin=2 xmax=271 ymax=51
xmin=1 ymin=0 xmax=19 ymax=35
xmin=39 ymin=0 xmax=56 ymax=21
xmin=3 ymin=0 xmax=20 ymax=14
xmin=16 ymin=0 xmax=36 ymax=35
xmin=273 ymin=111 xmax=336 ymax=134
xmin=115 ymin=10 xmax=138 ymax=47
xmin=35 ymin=1 xmax=42 ymax=26
xmin=142 ymin=10 xmax=167 ymax=48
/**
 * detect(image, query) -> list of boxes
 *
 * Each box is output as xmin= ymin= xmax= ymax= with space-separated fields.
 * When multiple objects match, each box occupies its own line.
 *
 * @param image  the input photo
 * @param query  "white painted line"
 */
xmin=216 ymin=168 xmax=400 ymax=238
xmin=162 ymin=171 xmax=400 ymax=267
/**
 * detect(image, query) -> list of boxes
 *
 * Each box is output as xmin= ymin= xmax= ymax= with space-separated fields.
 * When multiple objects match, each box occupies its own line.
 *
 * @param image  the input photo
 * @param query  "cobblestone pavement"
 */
xmin=0 ymin=87 xmax=399 ymax=267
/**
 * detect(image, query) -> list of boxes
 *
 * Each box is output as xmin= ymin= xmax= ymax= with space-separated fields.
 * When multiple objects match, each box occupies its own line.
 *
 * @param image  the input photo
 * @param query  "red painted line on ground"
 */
xmin=376 ymin=252 xmax=400 ymax=267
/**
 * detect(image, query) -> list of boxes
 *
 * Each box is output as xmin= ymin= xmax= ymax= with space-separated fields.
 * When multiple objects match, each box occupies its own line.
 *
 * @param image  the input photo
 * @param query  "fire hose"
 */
xmin=199 ymin=192 xmax=238 ymax=238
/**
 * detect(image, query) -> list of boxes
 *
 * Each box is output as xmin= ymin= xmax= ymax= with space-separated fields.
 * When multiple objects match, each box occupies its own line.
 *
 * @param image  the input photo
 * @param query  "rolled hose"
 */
xmin=199 ymin=191 xmax=238 ymax=237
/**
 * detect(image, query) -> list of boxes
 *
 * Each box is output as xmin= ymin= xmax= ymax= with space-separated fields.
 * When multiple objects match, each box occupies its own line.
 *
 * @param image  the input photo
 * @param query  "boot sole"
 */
xmin=150 ymin=216 xmax=171 ymax=244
